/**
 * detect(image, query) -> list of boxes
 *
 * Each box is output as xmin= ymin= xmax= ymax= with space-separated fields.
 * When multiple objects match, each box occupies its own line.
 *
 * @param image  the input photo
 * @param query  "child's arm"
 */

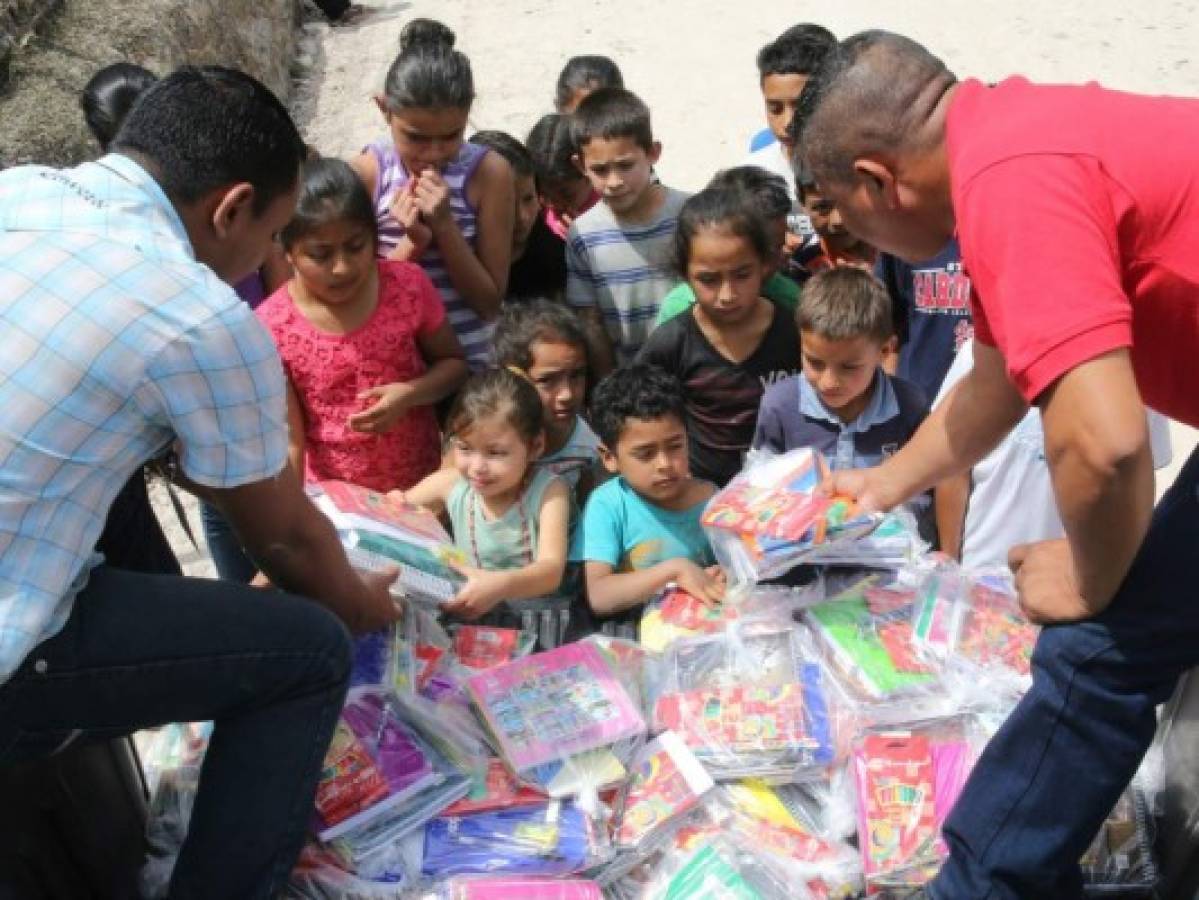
xmin=347 ymin=321 xmax=468 ymax=434
xmin=584 ymin=557 xmax=725 ymax=617
xmin=443 ymin=478 xmax=571 ymax=620
xmin=415 ymin=153 xmax=513 ymax=320
xmin=390 ymin=466 xmax=459 ymax=519
xmin=934 ymin=472 xmax=970 ymax=559
xmin=285 ymin=379 xmax=306 ymax=479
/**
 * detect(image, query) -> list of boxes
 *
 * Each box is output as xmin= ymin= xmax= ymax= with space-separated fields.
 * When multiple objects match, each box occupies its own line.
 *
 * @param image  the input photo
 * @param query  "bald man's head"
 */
xmin=796 ymin=31 xmax=956 ymax=186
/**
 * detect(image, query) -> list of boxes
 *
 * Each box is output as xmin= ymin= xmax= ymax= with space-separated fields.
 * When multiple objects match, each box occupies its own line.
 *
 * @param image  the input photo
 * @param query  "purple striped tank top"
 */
xmin=366 ymin=139 xmax=494 ymax=370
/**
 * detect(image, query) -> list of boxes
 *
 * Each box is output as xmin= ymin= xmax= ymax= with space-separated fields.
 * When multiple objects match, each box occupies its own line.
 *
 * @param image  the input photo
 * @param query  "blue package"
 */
xmin=422 ymin=802 xmax=592 ymax=878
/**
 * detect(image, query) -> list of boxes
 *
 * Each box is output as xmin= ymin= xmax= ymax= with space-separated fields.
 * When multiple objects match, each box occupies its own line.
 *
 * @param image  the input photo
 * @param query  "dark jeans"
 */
xmin=0 ymin=567 xmax=352 ymax=900
xmin=201 ymin=501 xmax=256 ymax=583
xmin=931 ymin=445 xmax=1199 ymax=899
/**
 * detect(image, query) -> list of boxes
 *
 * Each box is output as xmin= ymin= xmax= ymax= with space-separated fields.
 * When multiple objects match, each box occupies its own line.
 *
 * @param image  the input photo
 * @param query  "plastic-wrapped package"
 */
xmin=1081 ymin=784 xmax=1159 ymax=896
xmin=612 ymin=731 xmax=715 ymax=852
xmin=315 ymin=690 xmax=472 ymax=877
xmin=391 ymin=607 xmax=453 ymax=696
xmin=647 ymin=623 xmax=847 ymax=782
xmin=286 ymin=843 xmax=409 ymax=899
xmin=638 ymin=583 xmax=812 ymax=654
xmin=805 ymin=579 xmax=951 ymax=719
xmin=422 ymin=801 xmax=600 ymax=879
xmin=431 ymin=875 xmax=603 ymax=899
xmin=451 ymin=625 xmax=536 ymax=671
xmin=701 ymin=449 xmax=920 ymax=583
xmin=850 ymin=716 xmax=983 ymax=892
xmin=635 ymin=832 xmax=811 ymax=899
xmin=945 ymin=570 xmax=1038 ymax=699
xmin=134 ymin=721 xmax=212 ymax=799
xmin=466 ymin=641 xmax=647 ymax=799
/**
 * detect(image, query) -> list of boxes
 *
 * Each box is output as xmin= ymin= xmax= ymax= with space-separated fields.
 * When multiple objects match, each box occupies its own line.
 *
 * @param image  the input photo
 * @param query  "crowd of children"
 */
xmin=78 ymin=16 xmax=1170 ymax=649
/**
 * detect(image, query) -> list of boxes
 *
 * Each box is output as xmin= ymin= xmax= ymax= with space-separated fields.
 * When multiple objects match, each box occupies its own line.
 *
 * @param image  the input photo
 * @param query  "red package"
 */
xmin=314 ymin=721 xmax=390 ymax=827
xmin=455 ymin=626 xmax=520 ymax=670
xmin=442 ymin=757 xmax=546 ymax=816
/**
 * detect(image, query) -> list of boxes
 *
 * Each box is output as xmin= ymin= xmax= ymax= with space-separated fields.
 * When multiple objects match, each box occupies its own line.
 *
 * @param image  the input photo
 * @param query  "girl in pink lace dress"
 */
xmin=257 ymin=158 xmax=468 ymax=492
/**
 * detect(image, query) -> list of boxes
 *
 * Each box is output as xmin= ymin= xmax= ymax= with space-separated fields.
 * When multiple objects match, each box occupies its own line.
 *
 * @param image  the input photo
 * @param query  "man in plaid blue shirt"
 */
xmin=0 ymin=67 xmax=398 ymax=898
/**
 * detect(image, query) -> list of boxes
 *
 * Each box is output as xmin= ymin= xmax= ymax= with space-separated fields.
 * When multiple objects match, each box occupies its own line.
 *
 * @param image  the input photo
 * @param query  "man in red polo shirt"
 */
xmin=797 ymin=31 xmax=1199 ymax=899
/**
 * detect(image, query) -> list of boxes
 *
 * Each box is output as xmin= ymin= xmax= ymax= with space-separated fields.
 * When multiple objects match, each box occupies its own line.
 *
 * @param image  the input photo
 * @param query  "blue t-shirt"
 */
xmin=875 ymin=238 xmax=974 ymax=400
xmin=570 ymin=477 xmax=714 ymax=572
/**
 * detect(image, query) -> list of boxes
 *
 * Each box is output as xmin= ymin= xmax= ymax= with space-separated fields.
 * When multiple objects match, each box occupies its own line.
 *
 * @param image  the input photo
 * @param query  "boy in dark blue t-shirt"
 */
xmin=875 ymin=237 xmax=973 ymax=400
xmin=753 ymin=267 xmax=928 ymax=468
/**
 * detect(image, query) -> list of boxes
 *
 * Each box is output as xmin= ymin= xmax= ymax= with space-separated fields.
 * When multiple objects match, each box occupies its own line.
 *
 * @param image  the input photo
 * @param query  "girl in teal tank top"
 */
xmin=397 ymin=370 xmax=571 ymax=632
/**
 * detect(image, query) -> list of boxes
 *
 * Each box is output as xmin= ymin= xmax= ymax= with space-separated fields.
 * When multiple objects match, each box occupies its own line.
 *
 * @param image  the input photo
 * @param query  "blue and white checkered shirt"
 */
xmin=0 ymin=154 xmax=288 ymax=685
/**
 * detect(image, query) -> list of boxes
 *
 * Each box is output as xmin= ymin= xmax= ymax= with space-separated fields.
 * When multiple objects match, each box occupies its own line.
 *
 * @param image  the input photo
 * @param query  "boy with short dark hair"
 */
xmin=788 ymin=165 xmax=877 ymax=282
xmin=753 ymin=267 xmax=927 ymax=467
xmin=571 ymin=364 xmax=724 ymax=636
xmin=566 ymin=88 xmax=689 ymax=376
xmin=744 ymin=23 xmax=836 ymax=215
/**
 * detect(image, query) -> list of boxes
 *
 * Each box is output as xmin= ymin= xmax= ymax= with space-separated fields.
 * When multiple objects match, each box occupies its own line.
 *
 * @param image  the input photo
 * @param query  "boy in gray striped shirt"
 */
xmin=566 ymin=88 xmax=688 ymax=376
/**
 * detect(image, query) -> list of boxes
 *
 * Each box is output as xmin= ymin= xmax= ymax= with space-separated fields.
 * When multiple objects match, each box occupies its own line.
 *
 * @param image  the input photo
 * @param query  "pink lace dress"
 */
xmin=257 ymin=260 xmax=445 ymax=492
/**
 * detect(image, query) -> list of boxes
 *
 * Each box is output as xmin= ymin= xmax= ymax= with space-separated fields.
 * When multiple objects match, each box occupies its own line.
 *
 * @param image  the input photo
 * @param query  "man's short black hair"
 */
xmin=570 ymin=87 xmax=654 ymax=154
xmin=470 ymin=130 xmax=535 ymax=179
xmin=590 ymin=363 xmax=685 ymax=449
xmin=756 ymin=23 xmax=837 ymax=80
xmin=111 ymin=65 xmax=305 ymax=215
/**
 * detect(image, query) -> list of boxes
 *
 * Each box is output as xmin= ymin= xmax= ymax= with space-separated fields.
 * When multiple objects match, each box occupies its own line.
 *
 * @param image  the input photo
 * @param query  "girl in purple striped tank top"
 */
xmin=351 ymin=21 xmax=514 ymax=371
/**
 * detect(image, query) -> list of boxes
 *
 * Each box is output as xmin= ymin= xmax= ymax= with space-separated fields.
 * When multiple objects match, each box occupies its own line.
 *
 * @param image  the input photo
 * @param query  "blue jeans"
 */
xmin=0 ymin=567 xmax=352 ymax=900
xmin=202 ymin=501 xmax=257 ymax=583
xmin=931 ymin=446 xmax=1199 ymax=899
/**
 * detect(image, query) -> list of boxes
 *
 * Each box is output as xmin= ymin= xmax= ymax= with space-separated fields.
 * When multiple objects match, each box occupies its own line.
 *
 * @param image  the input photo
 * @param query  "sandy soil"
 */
xmin=162 ymin=0 xmax=1199 ymax=576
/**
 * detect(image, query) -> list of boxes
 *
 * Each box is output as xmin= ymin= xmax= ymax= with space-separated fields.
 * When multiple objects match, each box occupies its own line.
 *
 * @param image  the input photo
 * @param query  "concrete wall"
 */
xmin=0 ymin=0 xmax=300 ymax=168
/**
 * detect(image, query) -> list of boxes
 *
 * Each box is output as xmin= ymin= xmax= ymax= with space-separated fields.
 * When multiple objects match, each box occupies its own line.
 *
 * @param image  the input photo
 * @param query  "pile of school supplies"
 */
xmin=259 ymin=481 xmax=1163 ymax=898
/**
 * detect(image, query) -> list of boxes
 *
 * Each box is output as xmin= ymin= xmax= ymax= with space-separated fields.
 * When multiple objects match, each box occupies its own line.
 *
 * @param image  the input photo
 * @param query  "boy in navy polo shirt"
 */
xmin=753 ymin=267 xmax=928 ymax=469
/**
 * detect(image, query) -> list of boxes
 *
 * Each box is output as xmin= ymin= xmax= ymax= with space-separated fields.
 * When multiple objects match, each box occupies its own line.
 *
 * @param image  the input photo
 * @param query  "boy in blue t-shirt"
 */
xmin=571 ymin=365 xmax=725 ymax=635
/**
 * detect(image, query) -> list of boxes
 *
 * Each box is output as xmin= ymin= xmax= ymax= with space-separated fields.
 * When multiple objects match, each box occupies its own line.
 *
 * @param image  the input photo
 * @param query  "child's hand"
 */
xmin=443 ymin=563 xmax=507 ymax=619
xmin=413 ymin=169 xmax=454 ymax=232
xmin=348 ymin=382 xmax=415 ymax=434
xmin=673 ymin=559 xmax=726 ymax=606
xmin=390 ymin=183 xmax=432 ymax=253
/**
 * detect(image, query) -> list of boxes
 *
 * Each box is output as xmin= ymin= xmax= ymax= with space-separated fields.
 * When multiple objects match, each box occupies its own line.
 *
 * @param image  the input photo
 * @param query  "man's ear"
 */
xmin=373 ymin=95 xmax=392 ymax=122
xmin=210 ymin=183 xmax=255 ymax=239
xmin=597 ymin=442 xmax=620 ymax=475
xmin=852 ymin=158 xmax=900 ymax=208
xmin=647 ymin=141 xmax=663 ymax=166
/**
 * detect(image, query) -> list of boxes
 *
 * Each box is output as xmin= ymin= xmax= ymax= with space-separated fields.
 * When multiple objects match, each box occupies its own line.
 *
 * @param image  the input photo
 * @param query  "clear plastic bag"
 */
xmin=465 ymin=641 xmax=648 ymax=801
xmin=638 ymin=582 xmax=814 ymax=654
xmin=850 ymin=715 xmax=985 ymax=892
xmin=422 ymin=801 xmax=601 ymax=879
xmin=391 ymin=606 xmax=453 ymax=697
xmin=647 ymin=622 xmax=849 ymax=782
xmin=634 ymin=832 xmax=811 ymax=899
xmin=1081 ymin=784 xmax=1159 ymax=894
xmin=944 ymin=569 xmax=1039 ymax=700
xmin=701 ymin=448 xmax=920 ymax=584
xmin=286 ymin=843 xmax=409 ymax=899
xmin=611 ymin=730 xmax=715 ymax=853
xmin=804 ymin=578 xmax=952 ymax=721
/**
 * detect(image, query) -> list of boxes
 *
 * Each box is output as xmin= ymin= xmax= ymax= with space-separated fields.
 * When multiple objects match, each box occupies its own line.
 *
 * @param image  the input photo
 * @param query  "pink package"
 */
xmin=449 ymin=876 xmax=602 ymax=899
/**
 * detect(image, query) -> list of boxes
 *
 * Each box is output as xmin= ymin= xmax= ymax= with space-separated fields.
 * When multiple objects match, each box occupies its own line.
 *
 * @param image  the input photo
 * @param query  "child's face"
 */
xmin=286 ymin=219 xmax=376 ymax=306
xmin=378 ymin=102 xmax=469 ymax=173
xmin=452 ymin=414 xmax=543 ymax=502
xmin=602 ymin=415 xmax=692 ymax=506
xmin=539 ymin=175 xmax=594 ymax=218
xmin=575 ymin=136 xmax=661 ymax=217
xmin=762 ymin=73 xmax=809 ymax=150
xmin=525 ymin=338 xmax=588 ymax=440
xmin=512 ymin=173 xmax=541 ymax=258
xmin=800 ymin=329 xmax=889 ymax=419
xmin=686 ymin=226 xmax=769 ymax=327
xmin=802 ymin=186 xmax=859 ymax=254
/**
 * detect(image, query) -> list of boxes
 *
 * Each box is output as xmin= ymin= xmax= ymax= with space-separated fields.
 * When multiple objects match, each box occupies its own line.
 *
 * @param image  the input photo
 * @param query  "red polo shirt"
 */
xmin=947 ymin=77 xmax=1199 ymax=427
